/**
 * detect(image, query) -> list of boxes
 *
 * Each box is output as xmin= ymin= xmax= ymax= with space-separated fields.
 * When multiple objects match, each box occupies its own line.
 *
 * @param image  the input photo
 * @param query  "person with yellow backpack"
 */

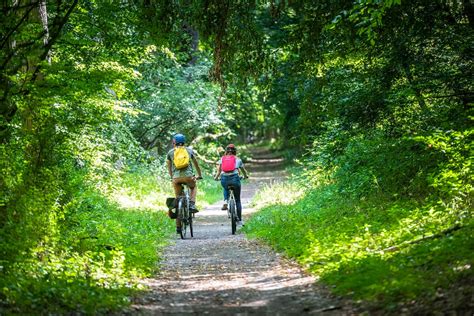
xmin=166 ymin=134 xmax=203 ymax=233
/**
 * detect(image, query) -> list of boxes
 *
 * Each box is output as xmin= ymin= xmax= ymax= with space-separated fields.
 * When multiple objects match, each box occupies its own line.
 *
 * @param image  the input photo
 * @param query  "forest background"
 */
xmin=0 ymin=0 xmax=472 ymax=314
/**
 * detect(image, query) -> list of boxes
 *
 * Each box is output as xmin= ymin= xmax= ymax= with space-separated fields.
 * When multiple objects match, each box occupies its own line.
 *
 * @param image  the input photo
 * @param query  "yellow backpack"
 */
xmin=173 ymin=146 xmax=190 ymax=169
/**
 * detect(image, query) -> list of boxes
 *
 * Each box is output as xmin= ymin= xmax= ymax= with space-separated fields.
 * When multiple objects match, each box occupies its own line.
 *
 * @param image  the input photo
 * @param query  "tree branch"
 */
xmin=0 ymin=3 xmax=38 ymax=50
xmin=427 ymin=92 xmax=474 ymax=100
xmin=138 ymin=118 xmax=174 ymax=142
xmin=383 ymin=224 xmax=463 ymax=253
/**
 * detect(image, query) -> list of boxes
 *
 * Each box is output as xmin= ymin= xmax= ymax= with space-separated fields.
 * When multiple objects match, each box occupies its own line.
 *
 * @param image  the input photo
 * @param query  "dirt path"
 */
xmin=124 ymin=150 xmax=352 ymax=315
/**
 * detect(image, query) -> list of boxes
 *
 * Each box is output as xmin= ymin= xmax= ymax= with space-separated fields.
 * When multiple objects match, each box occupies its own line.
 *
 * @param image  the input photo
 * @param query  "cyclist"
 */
xmin=166 ymin=133 xmax=203 ymax=234
xmin=214 ymin=144 xmax=249 ymax=226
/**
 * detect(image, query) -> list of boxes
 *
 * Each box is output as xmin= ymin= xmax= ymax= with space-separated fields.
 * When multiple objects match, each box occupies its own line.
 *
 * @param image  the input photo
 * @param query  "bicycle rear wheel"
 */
xmin=178 ymin=199 xmax=187 ymax=239
xmin=179 ymin=214 xmax=186 ymax=239
xmin=229 ymin=199 xmax=236 ymax=235
xmin=181 ymin=218 xmax=188 ymax=239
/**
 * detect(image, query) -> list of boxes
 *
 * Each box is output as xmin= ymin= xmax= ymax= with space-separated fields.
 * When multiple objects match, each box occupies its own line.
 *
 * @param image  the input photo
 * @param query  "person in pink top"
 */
xmin=214 ymin=144 xmax=249 ymax=226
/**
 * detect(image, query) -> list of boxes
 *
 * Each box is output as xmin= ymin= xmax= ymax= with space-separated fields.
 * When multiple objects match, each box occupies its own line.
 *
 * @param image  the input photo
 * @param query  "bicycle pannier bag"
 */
xmin=221 ymin=155 xmax=236 ymax=172
xmin=173 ymin=147 xmax=190 ymax=169
xmin=166 ymin=197 xmax=177 ymax=219
xmin=168 ymin=209 xmax=177 ymax=219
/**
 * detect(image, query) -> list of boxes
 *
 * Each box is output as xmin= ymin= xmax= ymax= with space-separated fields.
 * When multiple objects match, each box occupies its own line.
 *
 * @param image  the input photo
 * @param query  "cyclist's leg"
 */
xmin=220 ymin=176 xmax=230 ymax=201
xmin=172 ymin=178 xmax=184 ymax=231
xmin=233 ymin=181 xmax=242 ymax=221
xmin=172 ymin=178 xmax=183 ymax=197
xmin=177 ymin=176 xmax=197 ymax=212
xmin=220 ymin=176 xmax=230 ymax=210
xmin=184 ymin=177 xmax=196 ymax=203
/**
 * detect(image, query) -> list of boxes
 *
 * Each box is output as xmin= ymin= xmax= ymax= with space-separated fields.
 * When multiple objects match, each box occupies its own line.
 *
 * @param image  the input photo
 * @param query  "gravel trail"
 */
xmin=125 ymin=150 xmax=352 ymax=315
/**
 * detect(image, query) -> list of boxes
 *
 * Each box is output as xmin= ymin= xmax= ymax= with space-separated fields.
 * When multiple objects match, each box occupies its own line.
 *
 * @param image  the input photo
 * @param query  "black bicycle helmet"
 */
xmin=225 ymin=144 xmax=236 ymax=153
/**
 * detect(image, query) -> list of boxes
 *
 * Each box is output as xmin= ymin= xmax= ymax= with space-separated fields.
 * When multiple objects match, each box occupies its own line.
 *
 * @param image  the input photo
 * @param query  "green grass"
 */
xmin=244 ymin=175 xmax=473 ymax=312
xmin=197 ymin=175 xmax=224 ymax=206
xmin=0 ymin=169 xmax=222 ymax=315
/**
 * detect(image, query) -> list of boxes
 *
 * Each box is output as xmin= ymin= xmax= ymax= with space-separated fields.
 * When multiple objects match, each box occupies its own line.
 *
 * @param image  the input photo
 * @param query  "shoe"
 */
xmin=221 ymin=203 xmax=228 ymax=211
xmin=189 ymin=201 xmax=199 ymax=213
xmin=238 ymin=220 xmax=245 ymax=227
xmin=176 ymin=227 xmax=182 ymax=234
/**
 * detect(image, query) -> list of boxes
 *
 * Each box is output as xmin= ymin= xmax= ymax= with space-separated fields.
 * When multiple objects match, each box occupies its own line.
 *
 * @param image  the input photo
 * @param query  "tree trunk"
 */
xmin=38 ymin=0 xmax=51 ymax=64
xmin=183 ymin=23 xmax=199 ymax=67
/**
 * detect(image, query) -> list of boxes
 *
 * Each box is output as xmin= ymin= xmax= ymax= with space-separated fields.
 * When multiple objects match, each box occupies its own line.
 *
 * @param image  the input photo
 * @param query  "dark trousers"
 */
xmin=221 ymin=174 xmax=242 ymax=221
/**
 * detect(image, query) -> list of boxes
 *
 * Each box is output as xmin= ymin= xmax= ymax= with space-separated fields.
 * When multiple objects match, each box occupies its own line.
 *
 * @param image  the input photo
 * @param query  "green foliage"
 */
xmin=245 ymin=4 xmax=474 ymax=309
xmin=316 ymin=134 xmax=440 ymax=199
xmin=127 ymin=47 xmax=225 ymax=153
xmin=197 ymin=176 xmax=225 ymax=205
xmin=324 ymin=226 xmax=473 ymax=304
xmin=414 ymin=130 xmax=473 ymax=207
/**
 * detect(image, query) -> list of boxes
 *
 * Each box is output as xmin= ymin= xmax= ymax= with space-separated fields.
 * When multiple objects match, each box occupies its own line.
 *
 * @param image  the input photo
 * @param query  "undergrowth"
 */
xmin=245 ymin=172 xmax=473 ymax=312
xmin=0 ymin=168 xmax=220 ymax=315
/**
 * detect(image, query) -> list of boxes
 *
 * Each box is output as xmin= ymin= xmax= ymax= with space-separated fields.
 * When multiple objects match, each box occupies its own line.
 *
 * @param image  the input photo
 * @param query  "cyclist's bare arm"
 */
xmin=191 ymin=156 xmax=203 ymax=179
xmin=240 ymin=166 xmax=249 ymax=178
xmin=166 ymin=159 xmax=173 ymax=179
xmin=214 ymin=164 xmax=222 ymax=180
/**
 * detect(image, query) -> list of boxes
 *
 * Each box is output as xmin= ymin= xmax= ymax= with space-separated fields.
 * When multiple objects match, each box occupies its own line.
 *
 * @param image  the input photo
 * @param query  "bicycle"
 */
xmin=176 ymin=183 xmax=193 ymax=239
xmin=223 ymin=176 xmax=246 ymax=235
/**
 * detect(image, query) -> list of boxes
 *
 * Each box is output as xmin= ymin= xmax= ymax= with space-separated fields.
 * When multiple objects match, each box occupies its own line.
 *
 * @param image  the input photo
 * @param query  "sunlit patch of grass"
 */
xmin=111 ymin=172 xmax=222 ymax=211
xmin=197 ymin=176 xmax=223 ymax=206
xmin=323 ymin=225 xmax=473 ymax=304
xmin=111 ymin=170 xmax=172 ymax=211
xmin=251 ymin=182 xmax=306 ymax=208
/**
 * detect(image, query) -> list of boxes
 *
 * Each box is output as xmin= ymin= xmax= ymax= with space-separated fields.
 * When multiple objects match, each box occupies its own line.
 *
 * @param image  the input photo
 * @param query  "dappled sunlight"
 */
xmin=144 ymin=268 xmax=315 ymax=293
xmin=111 ymin=189 xmax=164 ymax=210
xmin=137 ymin=263 xmax=322 ymax=313
xmin=251 ymin=182 xmax=306 ymax=208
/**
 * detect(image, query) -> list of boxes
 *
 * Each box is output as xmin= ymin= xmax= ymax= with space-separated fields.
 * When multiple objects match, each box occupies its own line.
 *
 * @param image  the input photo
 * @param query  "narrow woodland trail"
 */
xmin=124 ymin=149 xmax=353 ymax=315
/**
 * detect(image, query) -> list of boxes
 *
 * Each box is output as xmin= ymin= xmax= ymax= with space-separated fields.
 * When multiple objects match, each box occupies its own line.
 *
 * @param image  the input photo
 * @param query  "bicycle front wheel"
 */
xmin=178 ymin=200 xmax=188 ymax=239
xmin=229 ymin=199 xmax=237 ymax=235
xmin=176 ymin=199 xmax=184 ymax=239
xmin=179 ymin=214 xmax=186 ymax=240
